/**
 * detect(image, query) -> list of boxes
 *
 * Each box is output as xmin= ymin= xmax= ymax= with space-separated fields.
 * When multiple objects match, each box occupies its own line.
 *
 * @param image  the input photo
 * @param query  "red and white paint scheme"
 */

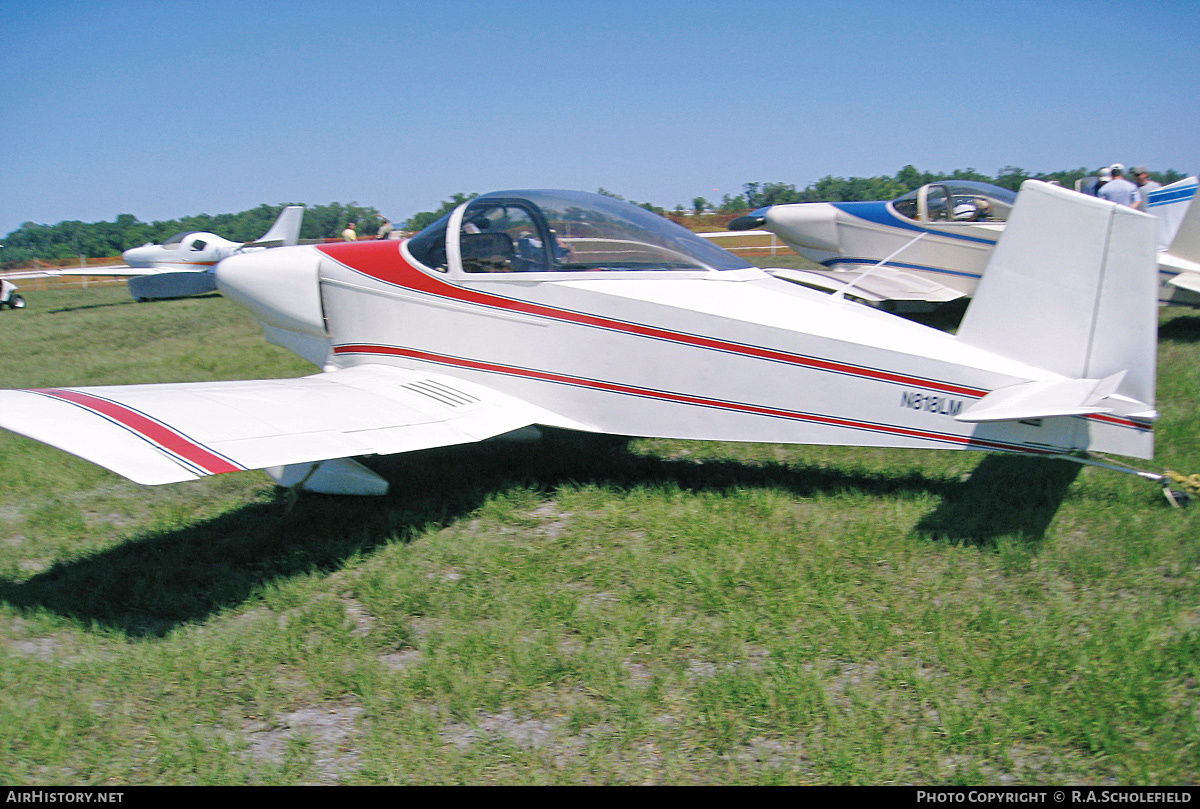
xmin=44 ymin=205 xmax=305 ymax=301
xmin=0 ymin=182 xmax=1161 ymax=495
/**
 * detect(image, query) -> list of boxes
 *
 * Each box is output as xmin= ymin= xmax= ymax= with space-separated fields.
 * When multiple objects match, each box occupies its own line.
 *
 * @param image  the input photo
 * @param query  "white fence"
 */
xmin=697 ymin=230 xmax=789 ymax=255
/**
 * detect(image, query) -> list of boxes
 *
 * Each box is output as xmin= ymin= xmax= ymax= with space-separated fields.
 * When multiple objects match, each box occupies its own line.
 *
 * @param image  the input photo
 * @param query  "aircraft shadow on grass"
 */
xmin=1158 ymin=314 xmax=1200 ymax=344
xmin=44 ymin=293 xmax=222 ymax=315
xmin=0 ymin=434 xmax=1079 ymax=637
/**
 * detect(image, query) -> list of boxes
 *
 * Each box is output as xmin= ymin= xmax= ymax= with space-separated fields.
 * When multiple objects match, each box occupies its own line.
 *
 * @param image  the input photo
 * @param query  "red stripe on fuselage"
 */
xmin=333 ymin=343 xmax=1055 ymax=454
xmin=316 ymin=241 xmax=985 ymax=398
xmin=32 ymin=388 xmax=242 ymax=475
xmin=317 ymin=241 xmax=1150 ymax=435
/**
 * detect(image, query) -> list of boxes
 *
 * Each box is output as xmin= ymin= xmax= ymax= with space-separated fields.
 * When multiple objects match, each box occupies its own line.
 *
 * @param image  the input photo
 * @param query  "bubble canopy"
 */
xmin=407 ymin=190 xmax=753 ymax=274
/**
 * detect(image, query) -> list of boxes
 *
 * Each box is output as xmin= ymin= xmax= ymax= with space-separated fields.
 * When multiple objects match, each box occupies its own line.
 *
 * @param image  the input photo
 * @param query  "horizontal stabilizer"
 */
xmin=955 ymin=372 xmax=1132 ymax=423
xmin=0 ymin=365 xmax=587 ymax=485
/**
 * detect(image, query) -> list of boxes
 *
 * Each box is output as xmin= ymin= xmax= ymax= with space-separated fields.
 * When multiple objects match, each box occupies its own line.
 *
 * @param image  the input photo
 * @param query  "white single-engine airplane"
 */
xmin=722 ymin=177 xmax=1199 ymax=308
xmin=46 ymin=205 xmax=305 ymax=301
xmin=0 ymin=183 xmax=1173 ymax=498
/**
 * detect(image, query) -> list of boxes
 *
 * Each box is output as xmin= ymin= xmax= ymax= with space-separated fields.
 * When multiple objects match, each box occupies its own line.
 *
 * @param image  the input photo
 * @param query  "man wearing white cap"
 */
xmin=1098 ymin=165 xmax=1141 ymax=208
xmin=1080 ymin=167 xmax=1110 ymax=196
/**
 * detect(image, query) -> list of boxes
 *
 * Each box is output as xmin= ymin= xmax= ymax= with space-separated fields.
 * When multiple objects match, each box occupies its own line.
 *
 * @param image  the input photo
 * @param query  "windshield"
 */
xmin=161 ymin=231 xmax=195 ymax=250
xmin=407 ymin=190 xmax=752 ymax=273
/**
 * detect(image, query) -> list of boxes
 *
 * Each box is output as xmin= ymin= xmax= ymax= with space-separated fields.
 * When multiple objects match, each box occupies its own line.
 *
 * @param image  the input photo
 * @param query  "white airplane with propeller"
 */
xmin=0 ymin=182 xmax=1188 ymax=501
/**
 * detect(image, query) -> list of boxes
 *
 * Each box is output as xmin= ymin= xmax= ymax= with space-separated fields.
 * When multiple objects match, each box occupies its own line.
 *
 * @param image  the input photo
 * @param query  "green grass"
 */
xmin=0 ymin=285 xmax=1198 ymax=784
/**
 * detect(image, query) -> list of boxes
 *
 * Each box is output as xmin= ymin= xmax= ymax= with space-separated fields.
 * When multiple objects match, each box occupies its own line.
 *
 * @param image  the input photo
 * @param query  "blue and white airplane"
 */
xmin=1148 ymin=178 xmax=1200 ymax=303
xmin=719 ymin=178 xmax=1199 ymax=308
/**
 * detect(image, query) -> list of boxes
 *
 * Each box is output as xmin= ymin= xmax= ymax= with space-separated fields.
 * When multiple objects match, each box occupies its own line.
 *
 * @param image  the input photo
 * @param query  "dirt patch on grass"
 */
xmin=244 ymin=700 xmax=364 ymax=784
xmin=442 ymin=709 xmax=579 ymax=752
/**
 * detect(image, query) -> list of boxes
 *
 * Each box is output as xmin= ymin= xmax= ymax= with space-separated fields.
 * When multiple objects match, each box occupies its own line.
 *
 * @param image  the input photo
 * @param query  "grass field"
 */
xmin=0 ymin=283 xmax=1197 ymax=785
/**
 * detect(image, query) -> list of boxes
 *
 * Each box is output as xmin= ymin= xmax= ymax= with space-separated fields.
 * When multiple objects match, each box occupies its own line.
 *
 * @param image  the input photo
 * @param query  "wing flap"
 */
xmin=0 ymin=365 xmax=588 ymax=485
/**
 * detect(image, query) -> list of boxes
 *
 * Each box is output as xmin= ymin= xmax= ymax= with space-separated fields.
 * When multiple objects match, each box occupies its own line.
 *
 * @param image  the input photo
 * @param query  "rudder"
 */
xmin=956 ymin=180 xmax=1158 ymax=409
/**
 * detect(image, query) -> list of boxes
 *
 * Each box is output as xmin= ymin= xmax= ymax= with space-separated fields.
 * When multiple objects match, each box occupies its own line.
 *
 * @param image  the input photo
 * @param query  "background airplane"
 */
xmin=716 ymin=177 xmax=1198 ymax=309
xmin=0 ymin=183 xmax=1170 ymax=499
xmin=44 ymin=205 xmax=305 ymax=301
xmin=0 ymin=278 xmax=24 ymax=310
xmin=1150 ymin=178 xmax=1200 ymax=303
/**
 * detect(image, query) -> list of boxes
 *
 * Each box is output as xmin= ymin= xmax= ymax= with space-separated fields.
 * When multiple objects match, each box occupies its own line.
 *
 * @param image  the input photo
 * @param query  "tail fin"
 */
xmin=956 ymin=180 xmax=1158 ymax=408
xmin=1161 ymin=179 xmax=1200 ymax=266
xmin=1147 ymin=176 xmax=1197 ymax=251
xmin=249 ymin=205 xmax=305 ymax=247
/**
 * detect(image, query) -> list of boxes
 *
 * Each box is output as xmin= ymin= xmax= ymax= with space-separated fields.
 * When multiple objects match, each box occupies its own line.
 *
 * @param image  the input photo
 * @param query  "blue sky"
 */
xmin=1 ymin=0 xmax=1197 ymax=236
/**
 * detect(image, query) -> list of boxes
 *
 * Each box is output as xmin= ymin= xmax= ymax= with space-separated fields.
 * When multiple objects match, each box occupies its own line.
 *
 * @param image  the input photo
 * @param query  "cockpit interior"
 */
xmin=407 ymin=190 xmax=753 ymax=274
xmin=890 ymin=181 xmax=1017 ymax=224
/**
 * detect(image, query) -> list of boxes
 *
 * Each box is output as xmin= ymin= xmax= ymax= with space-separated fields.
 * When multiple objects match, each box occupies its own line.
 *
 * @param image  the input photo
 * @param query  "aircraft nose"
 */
xmin=122 ymin=246 xmax=153 ymax=267
xmin=765 ymin=203 xmax=841 ymax=253
xmin=215 ymin=246 xmax=327 ymax=338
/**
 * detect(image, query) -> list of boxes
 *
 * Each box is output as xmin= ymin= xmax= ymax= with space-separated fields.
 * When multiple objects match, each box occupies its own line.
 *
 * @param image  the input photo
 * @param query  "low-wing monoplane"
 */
xmin=0 ymin=183 xmax=1169 ymax=498
xmin=46 ymin=205 xmax=305 ymax=301
xmin=722 ymin=178 xmax=1199 ymax=308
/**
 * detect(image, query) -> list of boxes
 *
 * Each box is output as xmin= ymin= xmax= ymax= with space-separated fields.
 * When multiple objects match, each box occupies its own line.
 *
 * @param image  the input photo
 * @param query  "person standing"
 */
xmin=1098 ymin=166 xmax=1140 ymax=208
xmin=376 ymin=218 xmax=394 ymax=240
xmin=1081 ymin=167 xmax=1111 ymax=196
xmin=342 ymin=222 xmax=358 ymax=241
xmin=1132 ymin=166 xmax=1162 ymax=210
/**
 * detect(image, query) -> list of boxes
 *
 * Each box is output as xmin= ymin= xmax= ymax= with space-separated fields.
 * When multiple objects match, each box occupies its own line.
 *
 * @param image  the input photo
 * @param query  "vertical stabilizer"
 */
xmin=1148 ymin=176 xmax=1197 ymax=251
xmin=957 ymin=180 xmax=1158 ymax=407
xmin=1163 ymin=180 xmax=1200 ymax=265
xmin=253 ymin=205 xmax=305 ymax=247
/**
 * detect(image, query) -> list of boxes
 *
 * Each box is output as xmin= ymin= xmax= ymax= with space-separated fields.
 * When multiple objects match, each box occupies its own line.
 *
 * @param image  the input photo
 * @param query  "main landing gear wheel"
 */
xmin=2 ymin=295 xmax=24 ymax=310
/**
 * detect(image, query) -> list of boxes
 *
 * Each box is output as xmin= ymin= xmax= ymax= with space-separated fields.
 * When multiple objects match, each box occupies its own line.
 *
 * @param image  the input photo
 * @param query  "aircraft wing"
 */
xmin=1168 ymin=270 xmax=1200 ymax=295
xmin=0 ymin=365 xmax=588 ymax=485
xmin=0 ymin=270 xmax=58 ymax=280
xmin=42 ymin=264 xmax=161 ymax=277
xmin=1 ymin=265 xmax=154 ymax=279
xmin=768 ymin=266 xmax=965 ymax=305
xmin=698 ymin=230 xmax=773 ymax=238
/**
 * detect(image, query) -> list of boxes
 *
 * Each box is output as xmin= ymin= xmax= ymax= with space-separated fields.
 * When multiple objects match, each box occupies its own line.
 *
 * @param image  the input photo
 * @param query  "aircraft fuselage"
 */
xmin=217 ymin=239 xmax=1153 ymax=460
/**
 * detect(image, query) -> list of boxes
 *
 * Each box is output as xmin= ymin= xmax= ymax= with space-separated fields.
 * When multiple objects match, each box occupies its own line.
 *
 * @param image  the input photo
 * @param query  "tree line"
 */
xmin=1 ymin=202 xmax=382 ymax=267
xmin=411 ymin=165 xmax=1188 ymax=223
xmin=4 ymin=164 xmax=1189 ymax=266
xmin=691 ymin=164 xmax=1189 ymax=214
